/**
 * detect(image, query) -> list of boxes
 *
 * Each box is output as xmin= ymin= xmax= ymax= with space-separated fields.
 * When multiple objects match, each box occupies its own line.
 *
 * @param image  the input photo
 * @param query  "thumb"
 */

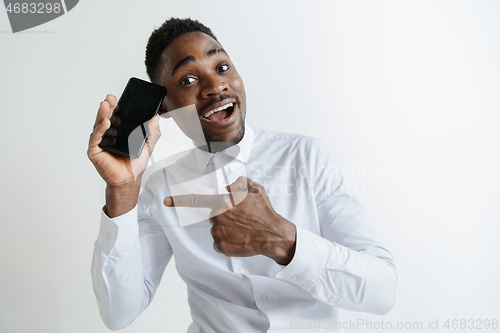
xmin=145 ymin=115 xmax=161 ymax=151
xmin=130 ymin=115 xmax=161 ymax=185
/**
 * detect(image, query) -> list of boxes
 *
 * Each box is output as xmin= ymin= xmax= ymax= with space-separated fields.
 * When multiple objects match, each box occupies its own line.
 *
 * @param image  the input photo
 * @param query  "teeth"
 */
xmin=204 ymin=102 xmax=233 ymax=118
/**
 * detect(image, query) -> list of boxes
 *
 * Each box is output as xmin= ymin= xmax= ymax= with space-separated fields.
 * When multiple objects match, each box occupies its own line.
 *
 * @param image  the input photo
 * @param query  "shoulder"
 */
xmin=252 ymin=128 xmax=320 ymax=150
xmin=250 ymin=128 xmax=339 ymax=167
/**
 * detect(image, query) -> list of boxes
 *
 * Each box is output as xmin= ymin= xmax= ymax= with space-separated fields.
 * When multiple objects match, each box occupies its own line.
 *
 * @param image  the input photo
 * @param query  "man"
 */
xmin=88 ymin=18 xmax=397 ymax=332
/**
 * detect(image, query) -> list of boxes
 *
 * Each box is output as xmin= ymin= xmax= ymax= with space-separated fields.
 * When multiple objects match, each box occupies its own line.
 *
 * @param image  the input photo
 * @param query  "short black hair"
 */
xmin=145 ymin=18 xmax=219 ymax=84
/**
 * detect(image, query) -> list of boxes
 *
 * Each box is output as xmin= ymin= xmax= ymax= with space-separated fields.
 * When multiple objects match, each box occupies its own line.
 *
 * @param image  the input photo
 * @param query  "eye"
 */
xmin=181 ymin=77 xmax=196 ymax=85
xmin=218 ymin=64 xmax=229 ymax=72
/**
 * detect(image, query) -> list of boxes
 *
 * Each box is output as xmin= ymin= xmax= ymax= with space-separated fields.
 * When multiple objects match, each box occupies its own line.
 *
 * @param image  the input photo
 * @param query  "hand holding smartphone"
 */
xmin=99 ymin=77 xmax=166 ymax=158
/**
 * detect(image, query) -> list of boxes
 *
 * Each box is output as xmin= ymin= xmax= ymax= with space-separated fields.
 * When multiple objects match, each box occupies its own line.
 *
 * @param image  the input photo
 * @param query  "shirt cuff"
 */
xmin=276 ymin=225 xmax=330 ymax=290
xmin=97 ymin=205 xmax=140 ymax=255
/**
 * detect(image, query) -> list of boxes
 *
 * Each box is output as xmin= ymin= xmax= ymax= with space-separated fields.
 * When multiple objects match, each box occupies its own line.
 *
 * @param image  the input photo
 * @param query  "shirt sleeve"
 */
xmin=276 ymin=139 xmax=397 ymax=315
xmin=91 ymin=187 xmax=173 ymax=330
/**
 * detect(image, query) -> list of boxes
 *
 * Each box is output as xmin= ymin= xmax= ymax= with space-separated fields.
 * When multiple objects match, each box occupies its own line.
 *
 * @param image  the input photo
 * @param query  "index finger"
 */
xmin=93 ymin=94 xmax=118 ymax=129
xmin=164 ymin=193 xmax=232 ymax=209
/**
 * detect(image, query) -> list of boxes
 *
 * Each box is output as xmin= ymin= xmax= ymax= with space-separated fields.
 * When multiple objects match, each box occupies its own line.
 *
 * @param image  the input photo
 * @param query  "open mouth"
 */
xmin=202 ymin=102 xmax=235 ymax=122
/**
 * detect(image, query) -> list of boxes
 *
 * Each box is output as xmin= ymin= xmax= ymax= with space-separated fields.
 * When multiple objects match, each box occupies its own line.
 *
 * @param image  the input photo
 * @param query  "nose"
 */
xmin=201 ymin=74 xmax=229 ymax=99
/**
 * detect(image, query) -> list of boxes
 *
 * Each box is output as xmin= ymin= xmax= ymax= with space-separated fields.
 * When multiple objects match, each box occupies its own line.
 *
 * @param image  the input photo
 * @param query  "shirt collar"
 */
xmin=193 ymin=125 xmax=254 ymax=173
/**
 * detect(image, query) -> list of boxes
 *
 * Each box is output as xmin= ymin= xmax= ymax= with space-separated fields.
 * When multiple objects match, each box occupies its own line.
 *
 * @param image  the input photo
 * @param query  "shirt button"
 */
xmin=238 ymin=267 xmax=245 ymax=273
xmin=290 ymin=275 xmax=298 ymax=280
xmin=328 ymin=297 xmax=335 ymax=303
xmin=107 ymin=233 xmax=115 ymax=240
xmin=220 ymin=179 xmax=226 ymax=185
xmin=260 ymin=295 xmax=268 ymax=302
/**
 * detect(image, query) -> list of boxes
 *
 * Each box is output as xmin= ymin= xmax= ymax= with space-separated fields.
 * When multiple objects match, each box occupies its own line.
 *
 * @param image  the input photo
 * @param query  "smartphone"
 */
xmin=99 ymin=77 xmax=166 ymax=158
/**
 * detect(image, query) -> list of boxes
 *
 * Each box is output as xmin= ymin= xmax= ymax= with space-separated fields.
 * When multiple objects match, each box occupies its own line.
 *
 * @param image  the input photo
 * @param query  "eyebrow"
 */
xmin=171 ymin=48 xmax=227 ymax=77
xmin=207 ymin=47 xmax=227 ymax=57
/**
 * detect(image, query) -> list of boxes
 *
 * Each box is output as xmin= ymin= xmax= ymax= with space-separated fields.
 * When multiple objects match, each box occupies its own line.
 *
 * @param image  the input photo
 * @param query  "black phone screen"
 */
xmin=99 ymin=77 xmax=166 ymax=158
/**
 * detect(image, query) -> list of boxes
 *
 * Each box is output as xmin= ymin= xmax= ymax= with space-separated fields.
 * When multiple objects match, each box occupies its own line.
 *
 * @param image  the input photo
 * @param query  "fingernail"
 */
xmin=164 ymin=197 xmax=172 ymax=206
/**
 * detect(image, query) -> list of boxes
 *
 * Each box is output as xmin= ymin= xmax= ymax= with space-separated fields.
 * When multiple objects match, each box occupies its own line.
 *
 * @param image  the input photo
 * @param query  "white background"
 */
xmin=1 ymin=1 xmax=499 ymax=332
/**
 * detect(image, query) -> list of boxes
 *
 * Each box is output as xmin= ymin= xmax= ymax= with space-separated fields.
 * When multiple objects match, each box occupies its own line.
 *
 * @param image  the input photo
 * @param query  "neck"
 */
xmin=197 ymin=141 xmax=236 ymax=153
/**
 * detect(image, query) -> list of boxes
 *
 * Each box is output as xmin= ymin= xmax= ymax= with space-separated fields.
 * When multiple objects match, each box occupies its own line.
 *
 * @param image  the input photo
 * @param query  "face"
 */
xmin=158 ymin=32 xmax=246 ymax=151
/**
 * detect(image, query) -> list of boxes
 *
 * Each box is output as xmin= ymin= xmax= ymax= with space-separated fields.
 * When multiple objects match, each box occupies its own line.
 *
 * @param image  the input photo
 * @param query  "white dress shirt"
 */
xmin=91 ymin=126 xmax=397 ymax=332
